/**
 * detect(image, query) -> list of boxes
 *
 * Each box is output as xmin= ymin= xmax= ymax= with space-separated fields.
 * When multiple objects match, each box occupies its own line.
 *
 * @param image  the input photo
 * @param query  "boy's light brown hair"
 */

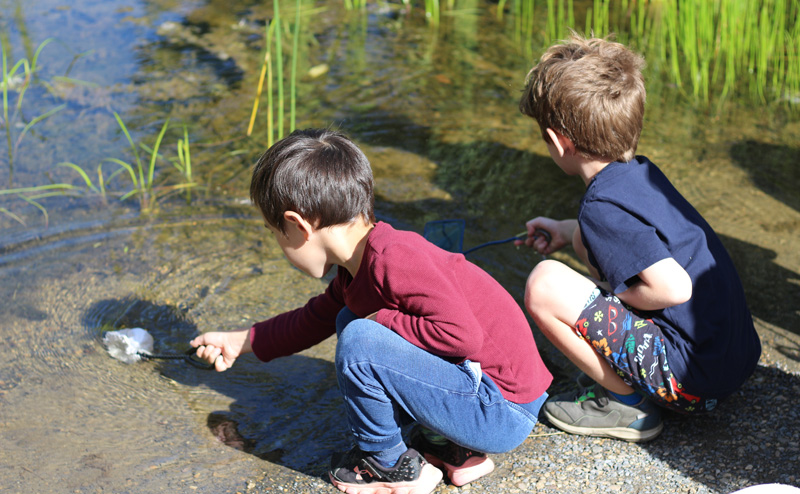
xmin=519 ymin=33 xmax=646 ymax=163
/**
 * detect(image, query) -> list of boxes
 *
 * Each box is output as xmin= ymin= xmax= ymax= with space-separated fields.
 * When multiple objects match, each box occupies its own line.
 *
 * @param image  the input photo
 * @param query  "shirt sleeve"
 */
xmin=580 ymin=199 xmax=672 ymax=294
xmin=249 ymin=278 xmax=345 ymax=362
xmin=370 ymin=243 xmax=484 ymax=358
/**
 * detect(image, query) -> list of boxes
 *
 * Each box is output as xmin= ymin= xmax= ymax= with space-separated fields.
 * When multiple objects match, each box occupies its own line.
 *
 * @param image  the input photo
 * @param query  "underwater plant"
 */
xmin=59 ymin=113 xmax=199 ymax=212
xmin=0 ymin=182 xmax=76 ymax=226
xmin=1 ymin=38 xmax=66 ymax=187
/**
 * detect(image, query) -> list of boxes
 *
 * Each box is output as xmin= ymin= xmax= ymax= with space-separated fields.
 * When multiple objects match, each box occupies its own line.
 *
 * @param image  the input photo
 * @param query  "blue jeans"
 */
xmin=335 ymin=307 xmax=547 ymax=455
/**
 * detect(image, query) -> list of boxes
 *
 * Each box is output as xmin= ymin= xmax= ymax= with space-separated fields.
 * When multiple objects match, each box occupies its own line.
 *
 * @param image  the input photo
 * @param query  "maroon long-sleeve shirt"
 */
xmin=250 ymin=221 xmax=552 ymax=404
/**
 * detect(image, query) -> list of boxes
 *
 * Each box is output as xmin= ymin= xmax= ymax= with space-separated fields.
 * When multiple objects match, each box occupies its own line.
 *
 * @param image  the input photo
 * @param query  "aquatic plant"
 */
xmin=57 ymin=161 xmax=118 ymax=201
xmin=290 ymin=0 xmax=302 ymax=132
xmin=0 ymin=183 xmax=76 ymax=226
xmin=171 ymin=125 xmax=194 ymax=204
xmin=248 ymin=0 xmax=304 ymax=145
xmin=577 ymin=0 xmax=800 ymax=109
xmin=350 ymin=0 xmax=798 ymax=110
xmin=58 ymin=113 xmax=198 ymax=211
xmin=1 ymin=38 xmax=66 ymax=187
xmin=0 ymin=38 xmax=90 ymax=225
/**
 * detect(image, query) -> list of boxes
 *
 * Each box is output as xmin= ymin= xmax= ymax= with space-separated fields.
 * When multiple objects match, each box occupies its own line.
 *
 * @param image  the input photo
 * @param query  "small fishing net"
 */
xmin=103 ymin=327 xmax=154 ymax=364
xmin=103 ymin=327 xmax=213 ymax=369
xmin=423 ymin=219 xmax=547 ymax=255
xmin=423 ymin=219 xmax=466 ymax=253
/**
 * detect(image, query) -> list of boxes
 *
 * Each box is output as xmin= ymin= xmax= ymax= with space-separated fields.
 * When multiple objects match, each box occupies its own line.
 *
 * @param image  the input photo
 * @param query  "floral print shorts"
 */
xmin=574 ymin=288 xmax=718 ymax=414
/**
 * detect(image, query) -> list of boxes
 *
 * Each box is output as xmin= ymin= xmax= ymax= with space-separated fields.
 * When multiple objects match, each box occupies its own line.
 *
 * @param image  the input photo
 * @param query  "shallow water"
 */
xmin=1 ymin=0 xmax=799 ymax=493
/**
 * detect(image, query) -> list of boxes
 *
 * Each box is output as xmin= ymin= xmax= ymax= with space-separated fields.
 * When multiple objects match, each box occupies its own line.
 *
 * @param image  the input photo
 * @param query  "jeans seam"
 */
xmin=341 ymin=360 xmax=484 ymax=399
xmin=505 ymin=400 xmax=536 ymax=423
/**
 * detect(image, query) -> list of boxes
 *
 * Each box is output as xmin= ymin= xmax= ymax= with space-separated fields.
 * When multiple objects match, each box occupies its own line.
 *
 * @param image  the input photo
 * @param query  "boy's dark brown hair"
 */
xmin=250 ymin=128 xmax=376 ymax=234
xmin=519 ymin=33 xmax=646 ymax=162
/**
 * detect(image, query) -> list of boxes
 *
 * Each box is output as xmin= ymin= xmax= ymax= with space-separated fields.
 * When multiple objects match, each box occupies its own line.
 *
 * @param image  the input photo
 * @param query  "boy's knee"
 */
xmin=524 ymin=260 xmax=564 ymax=313
xmin=336 ymin=307 xmax=357 ymax=337
xmin=335 ymin=318 xmax=389 ymax=367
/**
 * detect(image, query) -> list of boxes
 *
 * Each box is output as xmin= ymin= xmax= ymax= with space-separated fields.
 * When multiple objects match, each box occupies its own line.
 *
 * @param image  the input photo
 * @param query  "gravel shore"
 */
xmin=240 ymin=318 xmax=800 ymax=494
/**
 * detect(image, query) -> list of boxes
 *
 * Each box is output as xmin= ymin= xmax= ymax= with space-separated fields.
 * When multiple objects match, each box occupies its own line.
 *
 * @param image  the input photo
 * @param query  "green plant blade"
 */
xmin=147 ymin=118 xmax=170 ymax=186
xmin=58 ymin=161 xmax=99 ymax=193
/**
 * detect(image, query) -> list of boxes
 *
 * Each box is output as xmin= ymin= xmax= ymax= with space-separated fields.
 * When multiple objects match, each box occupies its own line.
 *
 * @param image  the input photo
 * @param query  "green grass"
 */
xmin=337 ymin=0 xmax=799 ymax=110
xmin=2 ymin=38 xmax=66 ymax=187
xmin=0 ymin=38 xmax=86 ymax=225
xmin=583 ymin=0 xmax=800 ymax=109
xmin=0 ymin=183 xmax=77 ymax=226
xmin=57 ymin=113 xmax=199 ymax=212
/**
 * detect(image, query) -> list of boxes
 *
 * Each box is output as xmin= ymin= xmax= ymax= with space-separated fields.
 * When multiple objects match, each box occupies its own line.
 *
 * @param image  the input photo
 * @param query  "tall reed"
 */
xmin=248 ymin=0 xmax=305 ymax=145
xmin=290 ymin=0 xmax=301 ymax=132
xmin=550 ymin=0 xmax=800 ymax=110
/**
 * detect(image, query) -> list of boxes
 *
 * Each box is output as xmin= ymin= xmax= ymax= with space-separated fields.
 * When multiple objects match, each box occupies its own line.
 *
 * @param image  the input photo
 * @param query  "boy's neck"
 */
xmin=578 ymin=158 xmax=613 ymax=186
xmin=545 ymin=128 xmax=612 ymax=186
xmin=325 ymin=219 xmax=376 ymax=278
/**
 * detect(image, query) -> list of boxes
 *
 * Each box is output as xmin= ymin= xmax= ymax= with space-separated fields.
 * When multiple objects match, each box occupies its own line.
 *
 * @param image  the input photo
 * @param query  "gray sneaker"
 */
xmin=542 ymin=385 xmax=663 ymax=442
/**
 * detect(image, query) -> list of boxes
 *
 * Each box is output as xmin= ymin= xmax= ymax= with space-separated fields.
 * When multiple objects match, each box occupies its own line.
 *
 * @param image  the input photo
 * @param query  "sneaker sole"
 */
xmin=544 ymin=409 xmax=664 ymax=443
xmin=328 ymin=463 xmax=443 ymax=494
xmin=424 ymin=454 xmax=495 ymax=487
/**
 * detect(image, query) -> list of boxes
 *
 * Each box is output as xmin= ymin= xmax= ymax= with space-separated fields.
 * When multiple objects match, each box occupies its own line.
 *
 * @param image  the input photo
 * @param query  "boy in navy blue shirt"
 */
xmin=515 ymin=34 xmax=761 ymax=442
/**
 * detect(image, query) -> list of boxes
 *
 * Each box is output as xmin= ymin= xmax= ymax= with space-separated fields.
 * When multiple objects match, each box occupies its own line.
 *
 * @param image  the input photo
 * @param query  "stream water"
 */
xmin=1 ymin=0 xmax=799 ymax=493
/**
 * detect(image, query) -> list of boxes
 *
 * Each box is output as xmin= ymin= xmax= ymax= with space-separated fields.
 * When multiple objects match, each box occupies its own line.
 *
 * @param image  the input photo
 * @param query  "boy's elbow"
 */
xmin=672 ymin=284 xmax=692 ymax=306
xmin=642 ymin=258 xmax=692 ymax=308
xmin=667 ymin=271 xmax=693 ymax=307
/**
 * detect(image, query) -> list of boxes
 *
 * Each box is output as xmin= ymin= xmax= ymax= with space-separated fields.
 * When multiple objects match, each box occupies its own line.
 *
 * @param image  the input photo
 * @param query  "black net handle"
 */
xmin=136 ymin=348 xmax=215 ymax=370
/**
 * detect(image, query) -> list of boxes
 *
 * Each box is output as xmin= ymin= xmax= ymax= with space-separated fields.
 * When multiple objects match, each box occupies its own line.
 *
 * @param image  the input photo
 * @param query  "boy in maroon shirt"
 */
xmin=191 ymin=128 xmax=552 ymax=494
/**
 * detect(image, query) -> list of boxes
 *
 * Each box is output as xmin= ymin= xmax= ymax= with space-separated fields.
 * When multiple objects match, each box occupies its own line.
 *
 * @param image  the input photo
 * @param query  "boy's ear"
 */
xmin=546 ymin=128 xmax=575 ymax=157
xmin=283 ymin=211 xmax=313 ymax=240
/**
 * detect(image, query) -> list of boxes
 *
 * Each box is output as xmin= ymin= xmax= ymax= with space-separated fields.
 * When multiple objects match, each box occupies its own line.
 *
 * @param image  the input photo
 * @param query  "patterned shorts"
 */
xmin=574 ymin=288 xmax=717 ymax=414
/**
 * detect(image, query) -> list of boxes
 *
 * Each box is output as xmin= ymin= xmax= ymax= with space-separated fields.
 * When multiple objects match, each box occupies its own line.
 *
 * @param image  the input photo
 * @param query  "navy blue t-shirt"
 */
xmin=579 ymin=156 xmax=760 ymax=397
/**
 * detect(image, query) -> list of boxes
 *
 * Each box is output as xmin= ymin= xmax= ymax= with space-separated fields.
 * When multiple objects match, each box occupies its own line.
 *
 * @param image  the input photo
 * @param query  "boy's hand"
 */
xmin=516 ymin=217 xmax=577 ymax=255
xmin=190 ymin=328 xmax=252 ymax=372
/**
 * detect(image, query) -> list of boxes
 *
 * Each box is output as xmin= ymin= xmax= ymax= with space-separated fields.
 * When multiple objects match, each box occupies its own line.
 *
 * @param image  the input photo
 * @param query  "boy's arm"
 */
xmin=571 ymin=225 xmax=602 ymax=280
xmin=191 ymin=279 xmax=344 ymax=371
xmin=615 ymin=258 xmax=692 ymax=311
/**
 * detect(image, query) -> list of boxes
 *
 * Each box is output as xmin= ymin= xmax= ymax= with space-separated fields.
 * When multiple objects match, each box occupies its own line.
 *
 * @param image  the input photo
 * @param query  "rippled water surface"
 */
xmin=1 ymin=0 xmax=799 ymax=492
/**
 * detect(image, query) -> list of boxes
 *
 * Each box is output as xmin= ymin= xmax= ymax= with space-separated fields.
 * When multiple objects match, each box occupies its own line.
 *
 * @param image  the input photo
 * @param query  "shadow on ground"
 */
xmin=641 ymin=364 xmax=800 ymax=489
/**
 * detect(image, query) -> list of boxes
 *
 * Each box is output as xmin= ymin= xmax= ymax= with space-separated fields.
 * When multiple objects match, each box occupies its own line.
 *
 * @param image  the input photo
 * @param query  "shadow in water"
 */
xmin=730 ymin=140 xmax=800 ymax=214
xmin=721 ymin=234 xmax=800 ymax=344
xmin=344 ymin=110 xmax=586 ymax=226
xmin=83 ymin=297 xmax=349 ymax=479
